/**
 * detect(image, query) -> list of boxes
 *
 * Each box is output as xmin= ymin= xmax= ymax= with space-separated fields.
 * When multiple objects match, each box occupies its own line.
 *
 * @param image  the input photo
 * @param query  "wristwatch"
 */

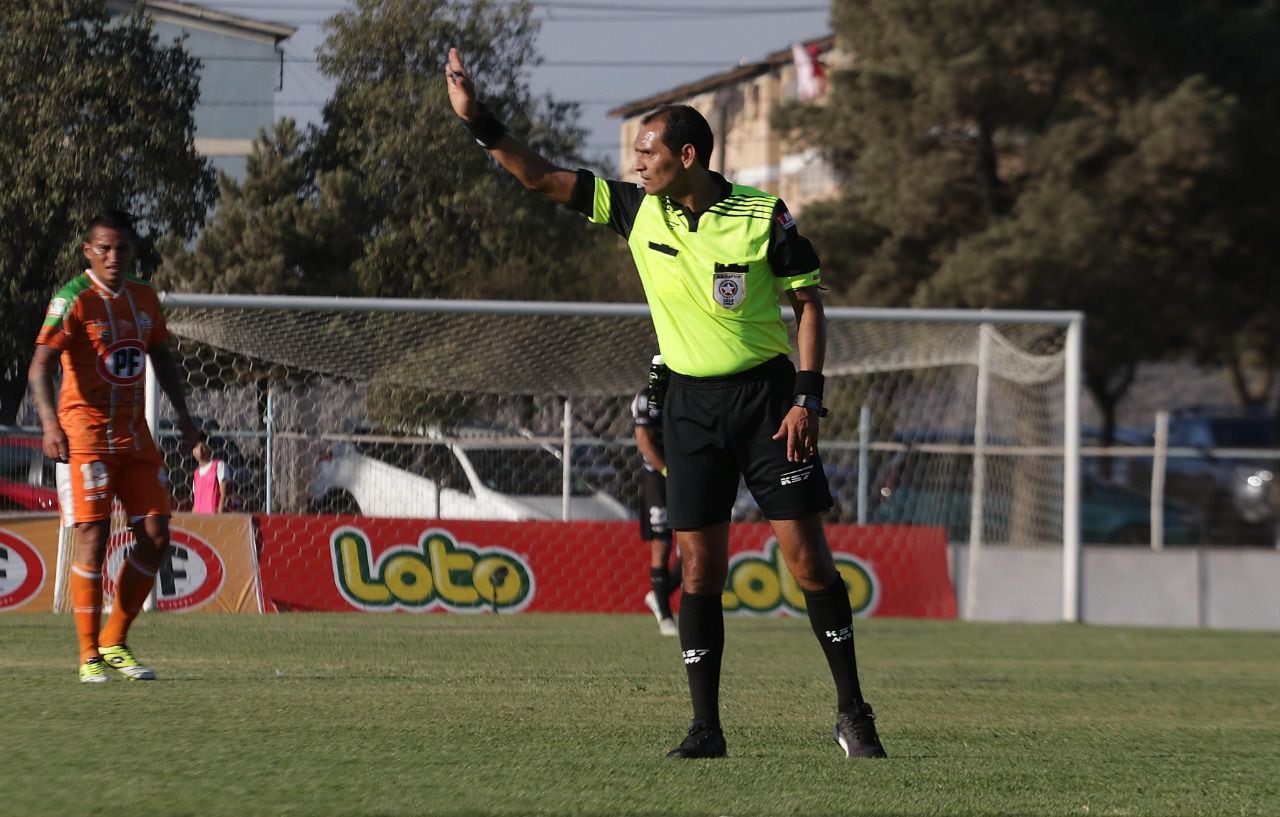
xmin=792 ymin=394 xmax=828 ymax=417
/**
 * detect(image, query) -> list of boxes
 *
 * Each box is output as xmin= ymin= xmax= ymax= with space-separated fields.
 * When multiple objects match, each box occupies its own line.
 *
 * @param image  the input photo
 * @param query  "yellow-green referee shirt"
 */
xmin=568 ymin=170 xmax=822 ymax=378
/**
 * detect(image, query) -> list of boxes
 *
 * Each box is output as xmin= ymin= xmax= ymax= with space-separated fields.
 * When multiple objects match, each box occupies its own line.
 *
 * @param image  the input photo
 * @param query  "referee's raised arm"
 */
xmin=444 ymin=47 xmax=579 ymax=205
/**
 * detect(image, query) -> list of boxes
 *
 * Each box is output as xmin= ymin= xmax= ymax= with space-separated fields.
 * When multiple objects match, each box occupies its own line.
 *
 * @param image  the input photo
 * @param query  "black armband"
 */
xmin=793 ymin=370 xmax=825 ymax=400
xmin=465 ymin=102 xmax=507 ymax=149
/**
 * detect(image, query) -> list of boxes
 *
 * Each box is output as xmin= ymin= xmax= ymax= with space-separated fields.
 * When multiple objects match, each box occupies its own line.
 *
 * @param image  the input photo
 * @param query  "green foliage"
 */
xmin=781 ymin=0 xmax=1280 ymax=423
xmin=0 ymin=0 xmax=216 ymax=423
xmin=317 ymin=0 xmax=630 ymax=301
xmin=163 ymin=0 xmax=637 ymax=305
xmin=156 ymin=119 xmax=364 ymax=296
xmin=2 ymin=614 xmax=1277 ymax=816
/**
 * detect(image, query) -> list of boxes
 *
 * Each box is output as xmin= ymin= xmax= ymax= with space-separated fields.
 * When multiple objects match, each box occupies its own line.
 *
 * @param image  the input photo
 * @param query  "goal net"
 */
xmin=70 ymin=296 xmax=1082 ymax=620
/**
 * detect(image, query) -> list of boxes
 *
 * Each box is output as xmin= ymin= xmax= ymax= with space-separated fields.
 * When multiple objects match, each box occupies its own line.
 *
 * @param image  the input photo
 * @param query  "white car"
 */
xmin=311 ymin=428 xmax=630 ymax=521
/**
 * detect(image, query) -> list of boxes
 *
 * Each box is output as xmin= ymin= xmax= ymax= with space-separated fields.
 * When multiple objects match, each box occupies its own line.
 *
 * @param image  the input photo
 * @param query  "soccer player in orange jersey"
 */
xmin=28 ymin=210 xmax=199 ymax=683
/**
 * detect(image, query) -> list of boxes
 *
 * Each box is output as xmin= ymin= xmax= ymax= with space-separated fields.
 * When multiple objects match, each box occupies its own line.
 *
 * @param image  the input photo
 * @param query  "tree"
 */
xmin=924 ymin=76 xmax=1240 ymax=440
xmin=0 ymin=0 xmax=215 ymax=423
xmin=314 ymin=0 xmax=632 ymax=302
xmin=162 ymin=0 xmax=637 ymax=304
xmin=778 ymin=0 xmax=1280 ymax=435
xmin=156 ymin=119 xmax=365 ymax=296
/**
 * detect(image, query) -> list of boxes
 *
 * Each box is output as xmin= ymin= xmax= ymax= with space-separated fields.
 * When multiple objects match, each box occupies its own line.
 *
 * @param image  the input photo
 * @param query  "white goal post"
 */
xmin=98 ymin=295 xmax=1084 ymax=621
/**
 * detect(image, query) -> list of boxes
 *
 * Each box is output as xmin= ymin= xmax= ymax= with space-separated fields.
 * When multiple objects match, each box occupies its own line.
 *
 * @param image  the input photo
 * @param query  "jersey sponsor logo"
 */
xmin=96 ymin=339 xmax=147 ymax=386
xmin=47 ymin=297 xmax=69 ymax=319
xmin=0 ymin=531 xmax=47 ymax=610
xmin=138 ymin=310 xmax=153 ymax=336
xmin=103 ymin=528 xmax=226 ymax=611
xmin=723 ymin=538 xmax=880 ymax=617
xmin=776 ymin=208 xmax=796 ymax=231
xmin=713 ymin=271 xmax=746 ymax=309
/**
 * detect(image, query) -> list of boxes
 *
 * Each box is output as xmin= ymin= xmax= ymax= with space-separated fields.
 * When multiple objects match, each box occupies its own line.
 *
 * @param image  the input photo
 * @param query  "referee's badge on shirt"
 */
xmin=713 ymin=270 xmax=746 ymax=309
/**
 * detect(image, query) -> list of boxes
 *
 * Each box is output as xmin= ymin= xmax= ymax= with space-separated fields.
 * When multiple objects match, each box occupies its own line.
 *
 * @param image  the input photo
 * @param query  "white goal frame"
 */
xmin=139 ymin=295 xmax=1084 ymax=622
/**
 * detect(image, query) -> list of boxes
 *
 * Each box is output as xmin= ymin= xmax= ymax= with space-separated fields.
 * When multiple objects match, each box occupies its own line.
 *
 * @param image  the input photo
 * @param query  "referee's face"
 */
xmin=633 ymin=121 xmax=685 ymax=197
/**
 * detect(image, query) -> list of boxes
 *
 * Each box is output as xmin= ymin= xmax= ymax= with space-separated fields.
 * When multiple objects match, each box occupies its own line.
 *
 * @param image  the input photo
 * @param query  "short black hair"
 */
xmin=641 ymin=105 xmax=714 ymax=169
xmin=85 ymin=209 xmax=137 ymax=243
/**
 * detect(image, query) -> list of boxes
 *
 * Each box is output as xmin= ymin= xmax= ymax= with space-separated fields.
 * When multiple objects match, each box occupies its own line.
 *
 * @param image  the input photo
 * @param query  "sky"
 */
xmin=193 ymin=0 xmax=832 ymax=171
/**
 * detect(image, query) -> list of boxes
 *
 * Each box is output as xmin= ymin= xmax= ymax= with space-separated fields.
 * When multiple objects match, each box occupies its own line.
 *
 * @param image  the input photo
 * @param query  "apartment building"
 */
xmin=608 ymin=35 xmax=839 ymax=213
xmin=106 ymin=1 xmax=296 ymax=181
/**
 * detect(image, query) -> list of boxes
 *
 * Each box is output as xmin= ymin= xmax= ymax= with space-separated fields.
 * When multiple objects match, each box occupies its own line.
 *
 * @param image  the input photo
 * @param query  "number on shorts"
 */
xmin=80 ymin=461 xmax=109 ymax=491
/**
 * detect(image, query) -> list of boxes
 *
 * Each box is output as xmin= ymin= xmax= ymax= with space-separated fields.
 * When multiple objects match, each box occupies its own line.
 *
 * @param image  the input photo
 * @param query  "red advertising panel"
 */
xmin=256 ymin=515 xmax=955 ymax=618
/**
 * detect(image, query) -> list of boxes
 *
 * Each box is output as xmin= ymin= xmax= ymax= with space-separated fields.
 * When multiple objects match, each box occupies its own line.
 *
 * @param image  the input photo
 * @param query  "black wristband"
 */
xmin=465 ymin=102 xmax=506 ymax=149
xmin=793 ymin=370 xmax=824 ymax=400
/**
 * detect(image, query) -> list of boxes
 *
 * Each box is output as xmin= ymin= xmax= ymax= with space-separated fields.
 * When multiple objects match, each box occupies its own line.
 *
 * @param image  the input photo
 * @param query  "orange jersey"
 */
xmin=36 ymin=270 xmax=170 ymax=455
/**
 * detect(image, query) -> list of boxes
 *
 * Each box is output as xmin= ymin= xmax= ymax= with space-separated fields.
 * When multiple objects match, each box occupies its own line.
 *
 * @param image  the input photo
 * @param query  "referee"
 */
xmin=445 ymin=48 xmax=886 ymax=760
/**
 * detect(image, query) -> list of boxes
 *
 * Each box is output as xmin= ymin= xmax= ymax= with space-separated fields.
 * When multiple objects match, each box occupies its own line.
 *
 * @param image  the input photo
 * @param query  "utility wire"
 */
xmin=200 ymin=1 xmax=826 ymax=13
xmin=193 ymin=55 xmax=740 ymax=66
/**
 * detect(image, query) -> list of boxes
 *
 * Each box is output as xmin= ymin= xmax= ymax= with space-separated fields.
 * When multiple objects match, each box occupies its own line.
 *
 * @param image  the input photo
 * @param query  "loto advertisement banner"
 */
xmin=255 ymin=515 xmax=956 ymax=618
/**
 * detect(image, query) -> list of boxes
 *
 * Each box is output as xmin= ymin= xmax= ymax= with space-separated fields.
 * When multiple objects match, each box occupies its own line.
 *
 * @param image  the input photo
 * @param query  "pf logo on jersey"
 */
xmin=96 ymin=339 xmax=147 ymax=386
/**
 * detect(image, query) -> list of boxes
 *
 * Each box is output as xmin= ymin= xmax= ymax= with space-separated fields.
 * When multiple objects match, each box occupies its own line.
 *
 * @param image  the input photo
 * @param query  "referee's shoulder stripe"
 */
xmin=709 ymin=197 xmax=777 ymax=219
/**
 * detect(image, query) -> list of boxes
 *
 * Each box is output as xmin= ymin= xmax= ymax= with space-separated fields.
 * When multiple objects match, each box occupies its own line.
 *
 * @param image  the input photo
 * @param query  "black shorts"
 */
xmin=638 ymin=468 xmax=670 ymax=541
xmin=664 ymin=355 xmax=832 ymax=530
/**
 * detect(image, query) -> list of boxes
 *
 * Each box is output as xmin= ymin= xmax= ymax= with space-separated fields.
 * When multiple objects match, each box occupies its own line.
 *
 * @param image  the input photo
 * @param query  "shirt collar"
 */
xmin=663 ymin=171 xmax=734 ymax=218
xmin=85 ymin=268 xmax=124 ymax=297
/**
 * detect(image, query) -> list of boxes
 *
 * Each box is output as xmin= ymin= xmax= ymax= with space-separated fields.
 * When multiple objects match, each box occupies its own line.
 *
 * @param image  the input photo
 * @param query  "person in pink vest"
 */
xmin=191 ymin=439 xmax=229 ymax=513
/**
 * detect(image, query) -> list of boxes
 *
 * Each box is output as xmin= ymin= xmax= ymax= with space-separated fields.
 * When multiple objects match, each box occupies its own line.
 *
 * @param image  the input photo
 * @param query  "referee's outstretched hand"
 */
xmin=773 ymin=406 xmax=819 ymax=463
xmin=444 ymin=47 xmax=481 ymax=122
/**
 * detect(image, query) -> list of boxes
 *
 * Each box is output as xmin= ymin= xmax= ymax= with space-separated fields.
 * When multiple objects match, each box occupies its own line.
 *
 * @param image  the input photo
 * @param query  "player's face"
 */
xmin=83 ymin=226 xmax=134 ymax=288
xmin=633 ymin=120 xmax=686 ymax=197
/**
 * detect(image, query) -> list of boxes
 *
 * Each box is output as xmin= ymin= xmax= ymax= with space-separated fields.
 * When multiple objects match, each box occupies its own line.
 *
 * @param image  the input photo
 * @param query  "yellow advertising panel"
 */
xmin=0 ymin=513 xmax=261 ymax=613
xmin=0 ymin=514 xmax=59 ymax=611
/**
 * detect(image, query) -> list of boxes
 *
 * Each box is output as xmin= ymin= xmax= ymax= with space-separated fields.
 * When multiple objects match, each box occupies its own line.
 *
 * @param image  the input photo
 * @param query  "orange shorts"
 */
xmin=65 ymin=447 xmax=171 ymax=524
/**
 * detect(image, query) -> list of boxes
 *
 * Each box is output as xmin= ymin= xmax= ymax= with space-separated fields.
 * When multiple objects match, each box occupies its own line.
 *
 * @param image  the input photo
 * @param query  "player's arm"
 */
xmin=635 ymin=424 xmax=667 ymax=475
xmin=773 ymin=286 xmax=828 ymax=462
xmin=789 ymin=286 xmax=827 ymax=380
xmin=768 ymin=199 xmax=828 ymax=462
xmin=217 ymin=463 xmax=229 ymax=513
xmin=444 ymin=47 xmax=578 ymax=205
xmin=28 ymin=345 xmax=68 ymax=462
xmin=148 ymin=341 xmax=199 ymax=448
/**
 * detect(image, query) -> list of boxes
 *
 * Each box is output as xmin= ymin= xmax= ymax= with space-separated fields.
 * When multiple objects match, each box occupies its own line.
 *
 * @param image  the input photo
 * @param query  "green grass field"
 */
xmin=1 ymin=613 xmax=1277 ymax=817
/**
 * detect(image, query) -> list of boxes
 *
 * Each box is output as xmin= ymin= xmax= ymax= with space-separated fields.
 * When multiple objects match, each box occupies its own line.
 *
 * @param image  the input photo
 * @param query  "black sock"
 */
xmin=649 ymin=568 xmax=673 ymax=618
xmin=677 ymin=591 xmax=723 ymax=728
xmin=803 ymin=579 xmax=864 ymax=713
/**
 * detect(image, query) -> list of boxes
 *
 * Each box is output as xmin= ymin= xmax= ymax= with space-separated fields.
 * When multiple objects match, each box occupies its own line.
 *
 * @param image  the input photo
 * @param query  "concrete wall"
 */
xmin=951 ymin=545 xmax=1280 ymax=630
